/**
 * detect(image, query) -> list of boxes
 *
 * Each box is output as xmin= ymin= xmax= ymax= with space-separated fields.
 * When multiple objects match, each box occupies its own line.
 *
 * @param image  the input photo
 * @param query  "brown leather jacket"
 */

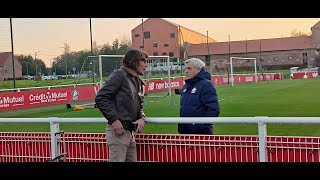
xmin=95 ymin=67 xmax=146 ymax=130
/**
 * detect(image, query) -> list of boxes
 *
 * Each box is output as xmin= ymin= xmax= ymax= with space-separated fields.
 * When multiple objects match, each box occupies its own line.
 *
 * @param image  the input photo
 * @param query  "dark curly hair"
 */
xmin=122 ymin=48 xmax=149 ymax=71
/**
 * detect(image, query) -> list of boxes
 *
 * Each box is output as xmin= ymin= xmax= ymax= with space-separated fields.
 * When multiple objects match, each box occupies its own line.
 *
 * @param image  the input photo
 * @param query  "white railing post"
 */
xmin=50 ymin=120 xmax=60 ymax=160
xmin=258 ymin=121 xmax=268 ymax=162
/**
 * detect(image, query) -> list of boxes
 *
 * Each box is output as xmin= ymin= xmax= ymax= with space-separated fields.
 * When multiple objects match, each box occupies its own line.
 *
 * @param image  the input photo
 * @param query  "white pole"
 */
xmin=230 ymin=57 xmax=234 ymax=87
xmin=99 ymin=55 xmax=103 ymax=88
xmin=258 ymin=121 xmax=267 ymax=162
xmin=50 ymin=121 xmax=60 ymax=160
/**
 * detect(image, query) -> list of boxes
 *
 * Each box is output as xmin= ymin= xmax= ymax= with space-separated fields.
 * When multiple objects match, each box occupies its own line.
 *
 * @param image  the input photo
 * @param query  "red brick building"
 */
xmin=131 ymin=18 xmax=215 ymax=58
xmin=0 ymin=52 xmax=22 ymax=81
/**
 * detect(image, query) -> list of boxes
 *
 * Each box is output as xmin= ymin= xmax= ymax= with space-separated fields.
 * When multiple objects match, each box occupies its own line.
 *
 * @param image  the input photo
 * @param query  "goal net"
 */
xmin=230 ymin=57 xmax=257 ymax=87
xmin=67 ymin=55 xmax=99 ymax=109
xmin=98 ymin=55 xmax=173 ymax=98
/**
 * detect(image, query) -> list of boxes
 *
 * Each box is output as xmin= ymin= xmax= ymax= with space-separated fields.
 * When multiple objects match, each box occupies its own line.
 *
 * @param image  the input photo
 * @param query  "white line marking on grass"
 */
xmin=218 ymin=97 xmax=232 ymax=102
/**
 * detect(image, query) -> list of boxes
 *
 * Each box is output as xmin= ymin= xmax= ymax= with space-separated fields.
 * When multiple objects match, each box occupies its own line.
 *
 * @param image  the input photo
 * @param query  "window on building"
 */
xmin=169 ymin=52 xmax=174 ymax=57
xmin=164 ymin=44 xmax=169 ymax=47
xmin=170 ymin=33 xmax=175 ymax=38
xmin=144 ymin=31 xmax=150 ymax=39
xmin=135 ymin=34 xmax=139 ymax=37
xmin=303 ymin=52 xmax=308 ymax=65
xmin=140 ymin=46 xmax=144 ymax=49
xmin=153 ymin=41 xmax=158 ymax=47
xmin=153 ymin=52 xmax=158 ymax=56
xmin=288 ymin=56 xmax=293 ymax=60
xmin=162 ymin=52 xmax=167 ymax=55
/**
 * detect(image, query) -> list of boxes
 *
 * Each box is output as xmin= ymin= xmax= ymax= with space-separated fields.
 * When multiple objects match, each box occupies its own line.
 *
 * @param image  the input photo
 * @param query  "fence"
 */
xmin=1 ymin=117 xmax=320 ymax=162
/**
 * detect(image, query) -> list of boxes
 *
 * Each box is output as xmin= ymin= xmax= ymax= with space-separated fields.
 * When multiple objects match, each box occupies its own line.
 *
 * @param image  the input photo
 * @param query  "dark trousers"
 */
xmin=178 ymin=124 xmax=213 ymax=135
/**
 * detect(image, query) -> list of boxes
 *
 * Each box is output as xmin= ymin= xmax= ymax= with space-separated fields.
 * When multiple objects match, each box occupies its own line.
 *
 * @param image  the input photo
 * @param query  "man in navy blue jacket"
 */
xmin=178 ymin=58 xmax=220 ymax=134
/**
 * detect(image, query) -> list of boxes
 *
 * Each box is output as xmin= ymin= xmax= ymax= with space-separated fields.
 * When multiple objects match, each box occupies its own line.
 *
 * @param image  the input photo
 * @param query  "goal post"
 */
xmin=98 ymin=55 xmax=124 ymax=88
xmin=98 ymin=55 xmax=172 ymax=97
xmin=230 ymin=57 xmax=257 ymax=87
xmin=67 ymin=55 xmax=99 ymax=109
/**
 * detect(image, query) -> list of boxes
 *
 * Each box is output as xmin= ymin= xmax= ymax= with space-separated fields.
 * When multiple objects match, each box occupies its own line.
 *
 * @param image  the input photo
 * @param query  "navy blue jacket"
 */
xmin=178 ymin=68 xmax=220 ymax=134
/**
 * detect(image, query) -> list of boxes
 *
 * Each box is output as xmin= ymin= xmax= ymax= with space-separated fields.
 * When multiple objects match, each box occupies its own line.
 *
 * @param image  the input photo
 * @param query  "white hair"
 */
xmin=185 ymin=58 xmax=205 ymax=69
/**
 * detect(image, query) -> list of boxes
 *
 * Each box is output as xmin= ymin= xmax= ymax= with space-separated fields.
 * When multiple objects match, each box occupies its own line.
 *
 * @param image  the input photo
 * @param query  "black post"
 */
xmin=10 ymin=18 xmax=16 ymax=89
xmin=245 ymin=38 xmax=248 ymax=58
xmin=260 ymin=40 xmax=264 ymax=81
xmin=179 ymin=26 xmax=188 ymax=59
xmin=227 ymin=63 xmax=230 ymax=85
xmin=178 ymin=26 xmax=182 ymax=76
xmin=65 ymin=53 xmax=67 ymax=77
xmin=25 ymin=62 xmax=29 ymax=76
xmin=206 ymin=31 xmax=210 ymax=72
xmin=142 ymin=19 xmax=147 ymax=80
xmin=142 ymin=19 xmax=145 ymax=50
xmin=90 ymin=18 xmax=94 ymax=83
xmin=228 ymin=35 xmax=231 ymax=85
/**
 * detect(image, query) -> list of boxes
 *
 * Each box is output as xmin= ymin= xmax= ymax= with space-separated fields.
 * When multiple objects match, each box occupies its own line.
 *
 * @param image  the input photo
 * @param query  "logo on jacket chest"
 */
xmin=182 ymin=87 xmax=197 ymax=94
xmin=138 ymin=84 xmax=145 ymax=97
xmin=191 ymin=87 xmax=197 ymax=93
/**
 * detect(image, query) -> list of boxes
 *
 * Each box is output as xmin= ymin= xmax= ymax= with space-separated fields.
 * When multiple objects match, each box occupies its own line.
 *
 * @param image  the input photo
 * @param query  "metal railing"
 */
xmin=1 ymin=117 xmax=320 ymax=162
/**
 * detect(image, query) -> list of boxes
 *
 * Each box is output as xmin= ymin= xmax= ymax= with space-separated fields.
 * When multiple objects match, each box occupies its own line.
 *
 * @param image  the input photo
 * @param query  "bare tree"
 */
xmin=290 ymin=29 xmax=311 ymax=37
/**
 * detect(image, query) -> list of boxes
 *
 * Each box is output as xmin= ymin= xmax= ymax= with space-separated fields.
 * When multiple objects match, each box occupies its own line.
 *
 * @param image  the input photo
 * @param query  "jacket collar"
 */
xmin=121 ymin=66 xmax=145 ymax=85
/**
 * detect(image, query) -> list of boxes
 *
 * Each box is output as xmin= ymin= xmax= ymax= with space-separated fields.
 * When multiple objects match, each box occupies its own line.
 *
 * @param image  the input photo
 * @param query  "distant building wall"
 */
xmin=0 ymin=56 xmax=22 ymax=81
xmin=131 ymin=18 xmax=180 ymax=58
xmin=192 ymin=49 xmax=316 ymax=71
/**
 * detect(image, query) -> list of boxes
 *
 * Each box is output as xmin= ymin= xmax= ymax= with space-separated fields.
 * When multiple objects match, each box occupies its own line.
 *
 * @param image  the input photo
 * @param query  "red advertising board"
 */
xmin=292 ymin=72 xmax=319 ymax=79
xmin=0 ymin=85 xmax=99 ymax=112
xmin=145 ymin=78 xmax=185 ymax=93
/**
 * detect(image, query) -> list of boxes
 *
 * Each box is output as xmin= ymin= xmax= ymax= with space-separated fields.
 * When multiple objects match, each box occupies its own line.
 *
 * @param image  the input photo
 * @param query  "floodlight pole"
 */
xmin=254 ymin=59 xmax=257 ymax=83
xmin=9 ymin=18 xmax=16 ymax=89
xmin=35 ymin=51 xmax=40 ymax=76
xmin=230 ymin=57 xmax=234 ymax=87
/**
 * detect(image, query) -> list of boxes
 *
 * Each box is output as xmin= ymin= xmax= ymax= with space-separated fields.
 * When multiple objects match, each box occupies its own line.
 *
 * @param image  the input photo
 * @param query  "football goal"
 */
xmin=230 ymin=57 xmax=257 ymax=87
xmin=98 ymin=55 xmax=172 ymax=97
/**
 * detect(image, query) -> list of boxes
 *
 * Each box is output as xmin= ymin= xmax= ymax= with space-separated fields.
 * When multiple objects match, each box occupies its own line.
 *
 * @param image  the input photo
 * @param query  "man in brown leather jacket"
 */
xmin=95 ymin=48 xmax=148 ymax=162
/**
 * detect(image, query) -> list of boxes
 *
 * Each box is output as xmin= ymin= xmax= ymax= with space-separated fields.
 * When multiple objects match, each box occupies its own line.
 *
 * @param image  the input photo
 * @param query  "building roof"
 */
xmin=189 ymin=36 xmax=313 ymax=56
xmin=132 ymin=18 xmax=216 ymax=42
xmin=0 ymin=52 xmax=12 ymax=67
xmin=312 ymin=21 xmax=320 ymax=28
xmin=161 ymin=19 xmax=217 ymax=42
